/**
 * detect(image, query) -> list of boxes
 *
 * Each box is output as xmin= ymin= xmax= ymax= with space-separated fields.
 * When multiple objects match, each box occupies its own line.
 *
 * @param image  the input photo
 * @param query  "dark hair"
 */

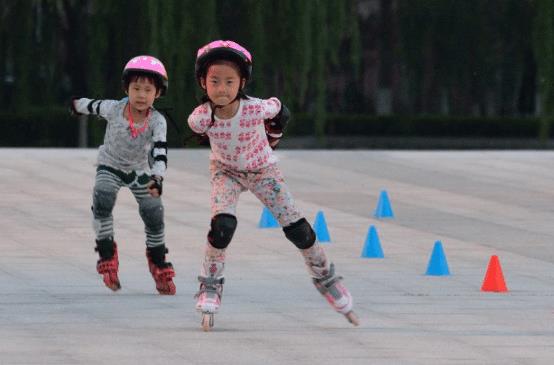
xmin=122 ymin=70 xmax=164 ymax=93
xmin=201 ymin=59 xmax=245 ymax=80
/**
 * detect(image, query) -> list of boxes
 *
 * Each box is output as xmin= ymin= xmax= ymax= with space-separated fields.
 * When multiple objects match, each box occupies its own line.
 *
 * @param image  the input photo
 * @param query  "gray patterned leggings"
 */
xmin=92 ymin=165 xmax=164 ymax=247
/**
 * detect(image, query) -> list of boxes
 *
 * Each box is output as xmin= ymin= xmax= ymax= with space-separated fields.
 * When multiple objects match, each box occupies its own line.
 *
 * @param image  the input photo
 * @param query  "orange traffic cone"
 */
xmin=481 ymin=255 xmax=508 ymax=292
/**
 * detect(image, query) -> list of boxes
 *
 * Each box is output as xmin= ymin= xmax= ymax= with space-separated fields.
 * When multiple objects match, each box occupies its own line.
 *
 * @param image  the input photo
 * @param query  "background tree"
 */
xmin=0 ymin=0 xmax=547 ymax=147
xmin=534 ymin=0 xmax=554 ymax=142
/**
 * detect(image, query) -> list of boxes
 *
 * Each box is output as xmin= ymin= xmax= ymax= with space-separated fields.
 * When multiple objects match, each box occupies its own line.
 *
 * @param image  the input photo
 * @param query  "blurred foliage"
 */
xmin=2 ymin=108 xmax=548 ymax=148
xmin=0 ymin=107 xmax=77 ymax=146
xmin=0 ymin=0 xmax=551 ymax=147
xmin=534 ymin=0 xmax=554 ymax=142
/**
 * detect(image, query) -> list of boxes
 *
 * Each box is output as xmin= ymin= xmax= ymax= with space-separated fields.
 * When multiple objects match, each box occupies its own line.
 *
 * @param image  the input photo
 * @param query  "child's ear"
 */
xmin=241 ymin=78 xmax=246 ymax=89
xmin=155 ymin=89 xmax=161 ymax=98
xmin=200 ymin=77 xmax=207 ymax=89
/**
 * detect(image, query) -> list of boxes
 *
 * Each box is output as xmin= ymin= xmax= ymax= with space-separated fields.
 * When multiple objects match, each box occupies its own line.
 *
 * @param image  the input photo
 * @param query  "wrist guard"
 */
xmin=264 ymin=104 xmax=290 ymax=149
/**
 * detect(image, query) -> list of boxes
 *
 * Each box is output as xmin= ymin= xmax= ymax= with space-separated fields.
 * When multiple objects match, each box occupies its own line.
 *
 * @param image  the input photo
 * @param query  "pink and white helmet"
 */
xmin=195 ymin=40 xmax=252 ymax=85
xmin=122 ymin=55 xmax=168 ymax=95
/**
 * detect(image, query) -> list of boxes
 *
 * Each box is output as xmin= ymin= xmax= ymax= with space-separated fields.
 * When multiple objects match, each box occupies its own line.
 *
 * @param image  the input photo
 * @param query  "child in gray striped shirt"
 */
xmin=71 ymin=55 xmax=176 ymax=295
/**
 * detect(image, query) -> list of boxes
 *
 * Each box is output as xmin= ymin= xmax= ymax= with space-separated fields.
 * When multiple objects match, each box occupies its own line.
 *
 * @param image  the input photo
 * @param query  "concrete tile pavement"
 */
xmin=0 ymin=149 xmax=553 ymax=364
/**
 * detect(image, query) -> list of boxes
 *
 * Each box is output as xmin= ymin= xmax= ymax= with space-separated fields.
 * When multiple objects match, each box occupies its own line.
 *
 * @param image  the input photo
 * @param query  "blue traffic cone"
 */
xmin=258 ymin=206 xmax=280 ymax=228
xmin=313 ymin=210 xmax=331 ymax=243
xmin=361 ymin=225 xmax=384 ymax=258
xmin=374 ymin=190 xmax=394 ymax=218
xmin=425 ymin=241 xmax=450 ymax=276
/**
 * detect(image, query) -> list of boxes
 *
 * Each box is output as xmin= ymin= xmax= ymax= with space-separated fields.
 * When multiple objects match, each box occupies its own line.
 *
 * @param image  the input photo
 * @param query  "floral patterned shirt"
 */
xmin=73 ymin=98 xmax=167 ymax=177
xmin=188 ymin=97 xmax=281 ymax=171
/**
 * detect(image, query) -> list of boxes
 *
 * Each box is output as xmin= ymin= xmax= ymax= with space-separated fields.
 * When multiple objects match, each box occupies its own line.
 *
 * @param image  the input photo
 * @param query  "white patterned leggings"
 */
xmin=210 ymin=160 xmax=303 ymax=226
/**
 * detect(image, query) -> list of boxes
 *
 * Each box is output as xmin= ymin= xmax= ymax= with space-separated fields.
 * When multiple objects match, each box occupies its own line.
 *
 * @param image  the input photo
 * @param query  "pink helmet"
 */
xmin=122 ymin=55 xmax=168 ymax=95
xmin=195 ymin=40 xmax=252 ymax=85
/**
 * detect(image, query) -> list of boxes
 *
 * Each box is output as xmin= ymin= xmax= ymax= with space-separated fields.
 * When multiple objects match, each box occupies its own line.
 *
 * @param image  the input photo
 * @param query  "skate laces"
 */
xmin=195 ymin=276 xmax=224 ymax=298
xmin=313 ymin=263 xmax=343 ymax=294
xmin=312 ymin=263 xmax=353 ymax=313
xmin=154 ymin=265 xmax=175 ymax=279
xmin=197 ymin=276 xmax=224 ymax=291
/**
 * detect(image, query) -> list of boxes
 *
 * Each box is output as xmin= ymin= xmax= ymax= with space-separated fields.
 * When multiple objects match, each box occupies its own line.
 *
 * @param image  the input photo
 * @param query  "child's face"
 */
xmin=127 ymin=77 xmax=160 ymax=112
xmin=202 ymin=62 xmax=244 ymax=106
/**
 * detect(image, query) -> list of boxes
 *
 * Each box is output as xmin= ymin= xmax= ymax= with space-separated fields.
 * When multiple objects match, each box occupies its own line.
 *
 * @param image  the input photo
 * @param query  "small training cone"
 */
xmin=425 ymin=241 xmax=450 ymax=276
xmin=313 ymin=210 xmax=331 ymax=243
xmin=374 ymin=190 xmax=394 ymax=218
xmin=361 ymin=225 xmax=384 ymax=258
xmin=258 ymin=206 xmax=280 ymax=228
xmin=481 ymin=255 xmax=508 ymax=292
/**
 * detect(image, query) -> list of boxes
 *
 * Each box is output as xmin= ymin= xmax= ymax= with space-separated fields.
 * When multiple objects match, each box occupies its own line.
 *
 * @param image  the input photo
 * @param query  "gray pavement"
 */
xmin=1 ymin=148 xmax=553 ymax=364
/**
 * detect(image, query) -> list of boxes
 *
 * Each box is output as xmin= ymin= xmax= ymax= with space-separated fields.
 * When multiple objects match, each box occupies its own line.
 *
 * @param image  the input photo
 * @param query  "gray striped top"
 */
xmin=73 ymin=98 xmax=167 ymax=177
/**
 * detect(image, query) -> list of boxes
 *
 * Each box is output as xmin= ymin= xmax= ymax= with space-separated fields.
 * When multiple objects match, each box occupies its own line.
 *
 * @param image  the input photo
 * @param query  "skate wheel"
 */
xmin=201 ymin=313 xmax=214 ymax=332
xmin=345 ymin=311 xmax=360 ymax=326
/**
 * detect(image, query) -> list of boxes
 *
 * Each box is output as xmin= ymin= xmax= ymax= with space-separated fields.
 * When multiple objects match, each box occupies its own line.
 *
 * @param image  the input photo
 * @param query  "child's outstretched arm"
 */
xmin=70 ymin=97 xmax=118 ymax=120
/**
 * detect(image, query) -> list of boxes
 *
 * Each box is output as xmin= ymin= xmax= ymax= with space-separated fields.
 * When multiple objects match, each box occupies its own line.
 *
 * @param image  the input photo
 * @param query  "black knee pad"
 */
xmin=208 ymin=214 xmax=237 ymax=249
xmin=283 ymin=218 xmax=316 ymax=249
xmin=92 ymin=189 xmax=117 ymax=218
xmin=139 ymin=198 xmax=164 ymax=231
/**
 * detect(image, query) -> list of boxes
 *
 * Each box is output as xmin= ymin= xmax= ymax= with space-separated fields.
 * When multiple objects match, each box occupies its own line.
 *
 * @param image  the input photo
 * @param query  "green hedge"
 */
xmin=0 ymin=107 xmax=78 ymax=147
xmin=0 ymin=107 xmax=549 ymax=147
xmin=289 ymin=114 xmax=545 ymax=138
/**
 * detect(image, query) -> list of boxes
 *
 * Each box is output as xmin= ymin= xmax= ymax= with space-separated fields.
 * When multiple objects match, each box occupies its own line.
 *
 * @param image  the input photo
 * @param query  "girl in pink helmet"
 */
xmin=188 ymin=40 xmax=358 ymax=330
xmin=71 ymin=55 xmax=176 ymax=295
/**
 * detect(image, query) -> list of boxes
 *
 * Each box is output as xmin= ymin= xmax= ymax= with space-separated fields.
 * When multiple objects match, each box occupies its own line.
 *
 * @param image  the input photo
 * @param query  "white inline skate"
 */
xmin=195 ymin=261 xmax=224 ymax=331
xmin=312 ymin=263 xmax=359 ymax=326
xmin=302 ymin=244 xmax=359 ymax=326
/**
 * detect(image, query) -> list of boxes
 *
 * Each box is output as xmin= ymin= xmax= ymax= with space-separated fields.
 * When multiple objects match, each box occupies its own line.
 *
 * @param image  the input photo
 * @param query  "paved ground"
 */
xmin=1 ymin=149 xmax=553 ymax=364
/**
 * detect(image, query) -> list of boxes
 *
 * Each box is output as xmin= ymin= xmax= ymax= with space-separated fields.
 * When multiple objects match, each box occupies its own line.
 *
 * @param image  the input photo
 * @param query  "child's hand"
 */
xmin=147 ymin=175 xmax=163 ymax=197
xmin=69 ymin=96 xmax=83 ymax=116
